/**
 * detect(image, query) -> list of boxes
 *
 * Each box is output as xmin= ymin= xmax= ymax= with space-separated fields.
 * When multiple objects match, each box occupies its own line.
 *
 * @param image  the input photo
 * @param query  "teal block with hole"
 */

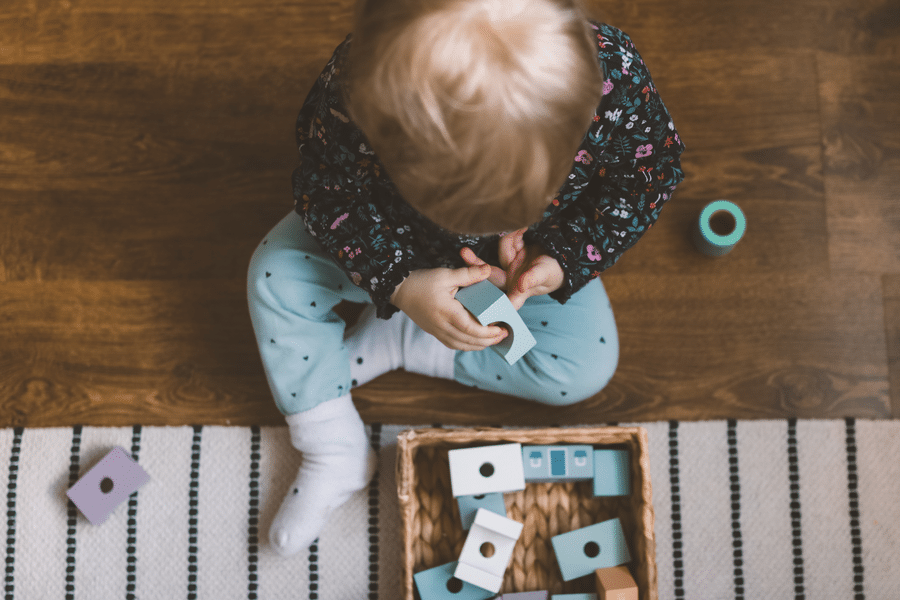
xmin=457 ymin=492 xmax=507 ymax=530
xmin=592 ymin=449 xmax=630 ymax=497
xmin=455 ymin=279 xmax=536 ymax=365
xmin=413 ymin=561 xmax=495 ymax=600
xmin=550 ymin=518 xmax=631 ymax=581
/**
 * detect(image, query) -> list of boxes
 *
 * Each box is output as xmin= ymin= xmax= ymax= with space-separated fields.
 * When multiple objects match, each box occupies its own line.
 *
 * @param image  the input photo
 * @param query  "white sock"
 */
xmin=344 ymin=304 xmax=456 ymax=387
xmin=269 ymin=393 xmax=377 ymax=557
xmin=344 ymin=304 xmax=403 ymax=387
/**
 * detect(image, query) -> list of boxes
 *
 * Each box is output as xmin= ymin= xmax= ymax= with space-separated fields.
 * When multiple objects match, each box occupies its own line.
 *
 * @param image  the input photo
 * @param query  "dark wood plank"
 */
xmin=885 ymin=276 xmax=900 ymax=418
xmin=595 ymin=0 xmax=899 ymax=55
xmin=818 ymin=51 xmax=900 ymax=274
xmin=0 ymin=271 xmax=889 ymax=428
xmin=0 ymin=0 xmax=896 ymax=427
xmin=615 ymin=144 xmax=829 ymax=276
xmin=0 ymin=279 xmax=277 ymax=427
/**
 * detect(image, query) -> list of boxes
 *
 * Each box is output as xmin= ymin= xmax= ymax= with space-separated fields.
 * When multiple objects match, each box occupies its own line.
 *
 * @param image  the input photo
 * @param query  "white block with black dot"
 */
xmin=454 ymin=507 xmax=524 ymax=593
xmin=448 ymin=443 xmax=526 ymax=497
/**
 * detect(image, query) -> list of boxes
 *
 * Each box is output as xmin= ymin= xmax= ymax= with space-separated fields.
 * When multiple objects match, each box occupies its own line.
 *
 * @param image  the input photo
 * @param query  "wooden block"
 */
xmin=413 ymin=561 xmax=495 ymax=600
xmin=523 ymin=445 xmax=593 ymax=482
xmin=595 ymin=566 xmax=638 ymax=600
xmin=448 ymin=443 xmax=526 ymax=497
xmin=457 ymin=492 xmax=507 ymax=530
xmin=455 ymin=508 xmax=525 ymax=593
xmin=455 ymin=279 xmax=537 ymax=365
xmin=66 ymin=446 xmax=150 ymax=526
xmin=592 ymin=449 xmax=630 ymax=497
xmin=550 ymin=518 xmax=631 ymax=582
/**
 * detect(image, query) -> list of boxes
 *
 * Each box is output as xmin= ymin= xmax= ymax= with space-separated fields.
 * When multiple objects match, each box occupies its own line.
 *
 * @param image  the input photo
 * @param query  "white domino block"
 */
xmin=455 ymin=507 xmax=524 ymax=593
xmin=448 ymin=443 xmax=526 ymax=498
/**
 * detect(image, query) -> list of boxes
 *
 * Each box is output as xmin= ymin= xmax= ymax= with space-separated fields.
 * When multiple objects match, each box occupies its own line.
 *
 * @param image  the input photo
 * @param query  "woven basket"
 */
xmin=396 ymin=426 xmax=657 ymax=600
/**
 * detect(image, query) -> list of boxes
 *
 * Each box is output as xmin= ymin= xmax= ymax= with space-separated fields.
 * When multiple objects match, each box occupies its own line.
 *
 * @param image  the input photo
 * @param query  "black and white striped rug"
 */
xmin=1 ymin=419 xmax=896 ymax=599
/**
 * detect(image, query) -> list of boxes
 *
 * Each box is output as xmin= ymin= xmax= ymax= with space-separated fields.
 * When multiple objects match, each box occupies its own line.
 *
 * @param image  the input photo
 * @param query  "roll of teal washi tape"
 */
xmin=692 ymin=200 xmax=746 ymax=256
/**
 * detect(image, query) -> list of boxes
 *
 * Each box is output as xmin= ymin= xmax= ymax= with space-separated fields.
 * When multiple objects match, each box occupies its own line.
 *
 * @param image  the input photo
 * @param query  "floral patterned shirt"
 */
xmin=292 ymin=21 xmax=686 ymax=319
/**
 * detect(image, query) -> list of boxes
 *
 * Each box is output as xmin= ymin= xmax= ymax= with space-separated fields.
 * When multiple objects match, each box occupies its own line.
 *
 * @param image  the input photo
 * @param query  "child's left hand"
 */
xmin=459 ymin=228 xmax=565 ymax=311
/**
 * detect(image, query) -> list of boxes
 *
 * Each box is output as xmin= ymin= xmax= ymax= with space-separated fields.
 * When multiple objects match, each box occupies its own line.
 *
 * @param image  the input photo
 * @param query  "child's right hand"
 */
xmin=390 ymin=264 xmax=509 ymax=352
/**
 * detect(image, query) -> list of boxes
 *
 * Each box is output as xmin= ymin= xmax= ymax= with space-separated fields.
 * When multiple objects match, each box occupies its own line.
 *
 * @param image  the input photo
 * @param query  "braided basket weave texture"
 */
xmin=396 ymin=427 xmax=657 ymax=600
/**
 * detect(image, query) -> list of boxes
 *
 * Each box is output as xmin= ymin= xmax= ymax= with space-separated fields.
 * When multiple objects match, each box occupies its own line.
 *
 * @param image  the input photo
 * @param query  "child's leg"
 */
xmin=453 ymin=277 xmax=619 ymax=406
xmin=248 ymin=210 xmax=377 ymax=557
xmin=247 ymin=210 xmax=371 ymax=416
xmin=247 ymin=210 xmax=457 ymax=557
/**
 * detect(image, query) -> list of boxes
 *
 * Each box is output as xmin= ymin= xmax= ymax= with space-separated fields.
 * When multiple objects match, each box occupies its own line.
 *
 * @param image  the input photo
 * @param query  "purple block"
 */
xmin=66 ymin=446 xmax=150 ymax=525
xmin=498 ymin=593 xmax=549 ymax=600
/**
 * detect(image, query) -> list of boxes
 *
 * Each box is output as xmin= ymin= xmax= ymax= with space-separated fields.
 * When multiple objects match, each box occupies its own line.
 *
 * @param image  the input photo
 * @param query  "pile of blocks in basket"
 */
xmin=413 ymin=442 xmax=638 ymax=600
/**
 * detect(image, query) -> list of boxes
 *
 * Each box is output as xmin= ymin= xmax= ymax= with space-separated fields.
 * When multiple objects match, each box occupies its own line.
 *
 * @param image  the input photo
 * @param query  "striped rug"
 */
xmin=1 ymin=419 xmax=896 ymax=599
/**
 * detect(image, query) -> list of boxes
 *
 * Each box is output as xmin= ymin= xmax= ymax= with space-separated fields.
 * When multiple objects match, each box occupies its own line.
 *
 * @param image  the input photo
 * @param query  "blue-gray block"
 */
xmin=550 ymin=518 xmax=631 ymax=581
xmin=549 ymin=594 xmax=598 ymax=600
xmin=592 ymin=449 xmax=630 ymax=497
xmin=498 ymin=592 xmax=549 ymax=599
xmin=414 ymin=561 xmax=495 ymax=600
xmin=455 ymin=279 xmax=536 ymax=365
xmin=457 ymin=492 xmax=507 ymax=530
xmin=522 ymin=445 xmax=593 ymax=483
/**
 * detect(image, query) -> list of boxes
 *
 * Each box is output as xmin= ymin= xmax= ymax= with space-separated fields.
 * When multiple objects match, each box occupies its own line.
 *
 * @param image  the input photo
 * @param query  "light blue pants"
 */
xmin=247 ymin=211 xmax=619 ymax=416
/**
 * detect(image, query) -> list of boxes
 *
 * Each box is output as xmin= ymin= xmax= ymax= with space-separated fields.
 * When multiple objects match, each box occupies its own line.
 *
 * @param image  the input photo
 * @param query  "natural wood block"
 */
xmin=595 ymin=565 xmax=638 ymax=600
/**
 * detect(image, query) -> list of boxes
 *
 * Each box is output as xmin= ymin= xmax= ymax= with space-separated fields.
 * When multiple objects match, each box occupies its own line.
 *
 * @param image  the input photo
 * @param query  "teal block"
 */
xmin=592 ymin=450 xmax=630 ymax=497
xmin=455 ymin=279 xmax=536 ymax=365
xmin=414 ymin=561 xmax=495 ymax=600
xmin=550 ymin=518 xmax=631 ymax=581
xmin=550 ymin=595 xmax=598 ymax=600
xmin=457 ymin=492 xmax=507 ymax=530
xmin=522 ymin=445 xmax=593 ymax=482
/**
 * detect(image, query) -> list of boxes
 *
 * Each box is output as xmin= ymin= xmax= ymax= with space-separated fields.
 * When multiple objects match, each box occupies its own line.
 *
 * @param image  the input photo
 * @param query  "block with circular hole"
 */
xmin=65 ymin=446 xmax=151 ymax=526
xmin=448 ymin=443 xmax=526 ymax=498
xmin=454 ymin=507 xmax=524 ymax=593
xmin=455 ymin=279 xmax=536 ymax=365
xmin=497 ymin=592 xmax=549 ymax=599
xmin=413 ymin=560 xmax=495 ymax=600
xmin=522 ymin=445 xmax=593 ymax=482
xmin=594 ymin=565 xmax=638 ymax=600
xmin=592 ymin=449 xmax=630 ymax=497
xmin=457 ymin=492 xmax=507 ymax=530
xmin=550 ymin=518 xmax=631 ymax=581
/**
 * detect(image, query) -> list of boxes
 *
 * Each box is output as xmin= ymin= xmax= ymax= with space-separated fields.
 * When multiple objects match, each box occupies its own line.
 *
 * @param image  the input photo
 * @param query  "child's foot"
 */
xmin=269 ymin=394 xmax=377 ymax=557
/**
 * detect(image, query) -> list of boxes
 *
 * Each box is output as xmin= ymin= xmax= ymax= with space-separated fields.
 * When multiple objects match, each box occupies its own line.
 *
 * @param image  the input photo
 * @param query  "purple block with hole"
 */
xmin=66 ymin=446 xmax=150 ymax=525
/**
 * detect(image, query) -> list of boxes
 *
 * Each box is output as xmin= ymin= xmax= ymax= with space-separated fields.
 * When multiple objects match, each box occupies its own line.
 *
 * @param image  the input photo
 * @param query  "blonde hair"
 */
xmin=340 ymin=0 xmax=605 ymax=236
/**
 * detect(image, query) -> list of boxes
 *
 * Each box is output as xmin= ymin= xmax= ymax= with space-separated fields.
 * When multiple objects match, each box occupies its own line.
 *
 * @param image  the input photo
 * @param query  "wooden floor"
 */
xmin=1 ymin=0 xmax=898 ymax=428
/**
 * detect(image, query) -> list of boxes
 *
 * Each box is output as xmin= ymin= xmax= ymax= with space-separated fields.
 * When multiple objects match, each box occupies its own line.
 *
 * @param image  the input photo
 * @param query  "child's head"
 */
xmin=341 ymin=0 xmax=605 ymax=236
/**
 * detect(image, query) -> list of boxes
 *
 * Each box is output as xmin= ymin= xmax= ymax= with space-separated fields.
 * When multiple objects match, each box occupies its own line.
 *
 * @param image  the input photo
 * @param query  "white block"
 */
xmin=448 ymin=443 xmax=526 ymax=497
xmin=455 ymin=508 xmax=524 ymax=593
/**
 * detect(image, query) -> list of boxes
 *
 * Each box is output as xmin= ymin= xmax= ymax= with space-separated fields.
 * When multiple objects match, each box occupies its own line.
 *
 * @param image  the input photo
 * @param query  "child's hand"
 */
xmin=460 ymin=228 xmax=565 ymax=311
xmin=391 ymin=264 xmax=509 ymax=351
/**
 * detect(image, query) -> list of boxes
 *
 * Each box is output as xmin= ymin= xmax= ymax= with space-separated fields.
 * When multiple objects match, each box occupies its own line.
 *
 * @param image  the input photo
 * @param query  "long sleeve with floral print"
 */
xmin=292 ymin=21 xmax=685 ymax=320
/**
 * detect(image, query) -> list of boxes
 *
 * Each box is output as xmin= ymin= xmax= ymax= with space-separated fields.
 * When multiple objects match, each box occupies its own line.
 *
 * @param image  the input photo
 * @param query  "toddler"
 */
xmin=247 ymin=0 xmax=684 ymax=557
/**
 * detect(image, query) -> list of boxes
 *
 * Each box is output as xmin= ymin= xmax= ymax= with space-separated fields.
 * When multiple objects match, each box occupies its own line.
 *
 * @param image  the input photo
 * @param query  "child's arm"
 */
xmin=522 ymin=24 xmax=686 ymax=305
xmin=292 ymin=35 xmax=419 ymax=321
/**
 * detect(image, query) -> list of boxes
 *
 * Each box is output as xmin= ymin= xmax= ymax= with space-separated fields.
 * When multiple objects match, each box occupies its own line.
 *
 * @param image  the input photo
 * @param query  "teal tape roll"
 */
xmin=692 ymin=200 xmax=746 ymax=256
